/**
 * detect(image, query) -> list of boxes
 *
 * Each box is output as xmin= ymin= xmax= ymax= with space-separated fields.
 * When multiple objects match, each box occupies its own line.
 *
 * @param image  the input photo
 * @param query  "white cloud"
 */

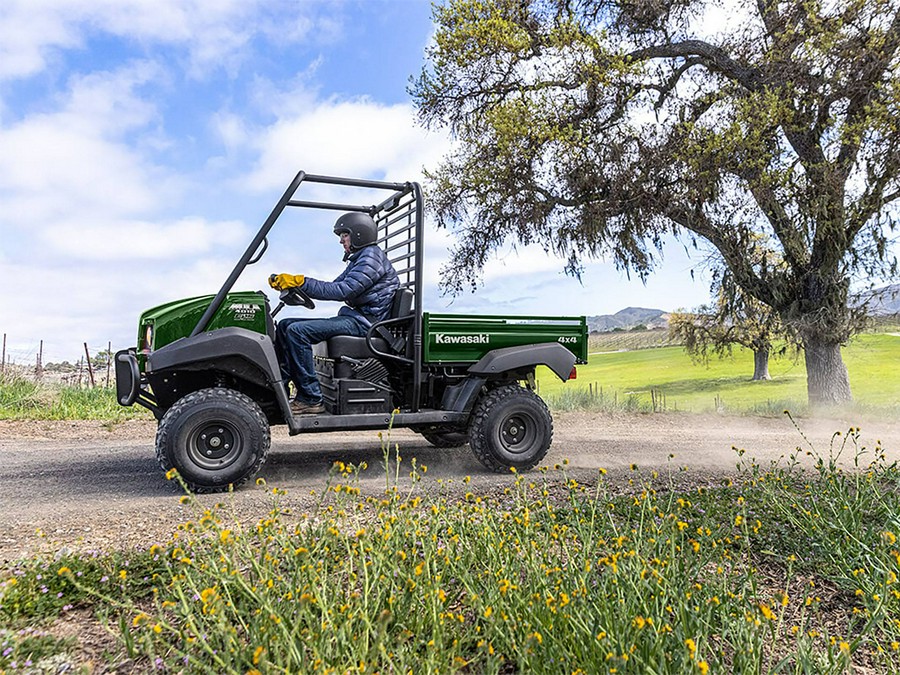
xmin=0 ymin=0 xmax=329 ymax=81
xmin=241 ymin=98 xmax=450 ymax=191
xmin=41 ymin=217 xmax=247 ymax=260
xmin=0 ymin=62 xmax=168 ymax=234
xmin=0 ymin=250 xmax=258 ymax=362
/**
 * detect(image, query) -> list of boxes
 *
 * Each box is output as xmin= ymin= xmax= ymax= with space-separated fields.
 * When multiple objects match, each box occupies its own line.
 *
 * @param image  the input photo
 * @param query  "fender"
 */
xmin=148 ymin=327 xmax=296 ymax=426
xmin=149 ymin=327 xmax=281 ymax=383
xmin=467 ymin=342 xmax=576 ymax=382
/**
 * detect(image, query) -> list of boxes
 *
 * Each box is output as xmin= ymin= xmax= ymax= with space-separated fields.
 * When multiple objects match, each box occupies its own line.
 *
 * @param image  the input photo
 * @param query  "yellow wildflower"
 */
xmin=685 ymin=638 xmax=697 ymax=659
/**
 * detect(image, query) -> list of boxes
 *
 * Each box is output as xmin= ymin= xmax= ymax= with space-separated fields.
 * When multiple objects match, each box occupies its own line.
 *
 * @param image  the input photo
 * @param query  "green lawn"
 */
xmin=539 ymin=332 xmax=900 ymax=414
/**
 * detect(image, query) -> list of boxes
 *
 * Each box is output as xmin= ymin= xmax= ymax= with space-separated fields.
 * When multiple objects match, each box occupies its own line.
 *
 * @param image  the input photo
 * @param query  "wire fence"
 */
xmin=0 ymin=334 xmax=117 ymax=388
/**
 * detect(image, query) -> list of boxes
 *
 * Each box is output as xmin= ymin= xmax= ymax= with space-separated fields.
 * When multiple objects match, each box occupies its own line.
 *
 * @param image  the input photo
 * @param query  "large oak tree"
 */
xmin=412 ymin=0 xmax=900 ymax=405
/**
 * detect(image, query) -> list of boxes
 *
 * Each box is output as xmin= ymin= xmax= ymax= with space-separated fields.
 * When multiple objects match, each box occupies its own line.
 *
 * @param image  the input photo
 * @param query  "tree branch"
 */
xmin=835 ymin=8 xmax=900 ymax=182
xmin=645 ymin=58 xmax=704 ymax=109
xmin=739 ymin=173 xmax=809 ymax=269
xmin=627 ymin=40 xmax=763 ymax=91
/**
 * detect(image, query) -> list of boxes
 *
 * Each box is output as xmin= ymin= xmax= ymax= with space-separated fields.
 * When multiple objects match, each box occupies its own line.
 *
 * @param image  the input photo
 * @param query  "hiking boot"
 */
xmin=290 ymin=399 xmax=325 ymax=415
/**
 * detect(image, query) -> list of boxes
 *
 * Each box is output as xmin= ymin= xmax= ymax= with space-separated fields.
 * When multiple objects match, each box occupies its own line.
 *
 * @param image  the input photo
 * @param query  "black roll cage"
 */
xmin=189 ymin=171 xmax=426 ymax=410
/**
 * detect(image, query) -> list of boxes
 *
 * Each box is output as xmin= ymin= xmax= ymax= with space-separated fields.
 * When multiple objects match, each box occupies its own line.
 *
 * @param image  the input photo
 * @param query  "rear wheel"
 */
xmin=156 ymin=388 xmax=270 ymax=493
xmin=469 ymin=384 xmax=552 ymax=473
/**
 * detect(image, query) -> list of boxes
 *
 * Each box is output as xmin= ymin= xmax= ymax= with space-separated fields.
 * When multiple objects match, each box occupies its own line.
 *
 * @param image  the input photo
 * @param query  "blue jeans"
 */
xmin=275 ymin=315 xmax=367 ymax=403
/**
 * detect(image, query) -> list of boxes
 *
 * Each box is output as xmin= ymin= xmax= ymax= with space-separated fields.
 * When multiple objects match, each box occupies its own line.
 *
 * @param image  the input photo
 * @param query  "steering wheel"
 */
xmin=279 ymin=286 xmax=315 ymax=310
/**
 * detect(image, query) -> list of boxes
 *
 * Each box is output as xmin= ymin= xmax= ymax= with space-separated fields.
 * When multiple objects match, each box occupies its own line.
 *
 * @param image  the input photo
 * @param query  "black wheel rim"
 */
xmin=186 ymin=421 xmax=243 ymax=470
xmin=497 ymin=411 xmax=539 ymax=456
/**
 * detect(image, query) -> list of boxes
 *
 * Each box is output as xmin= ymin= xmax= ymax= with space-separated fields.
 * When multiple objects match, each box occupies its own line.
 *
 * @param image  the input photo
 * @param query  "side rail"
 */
xmin=365 ymin=315 xmax=416 ymax=365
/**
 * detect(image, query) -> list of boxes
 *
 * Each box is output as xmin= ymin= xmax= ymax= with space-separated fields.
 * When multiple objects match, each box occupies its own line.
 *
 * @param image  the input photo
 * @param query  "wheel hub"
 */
xmin=189 ymin=423 xmax=241 ymax=470
xmin=500 ymin=415 xmax=529 ymax=448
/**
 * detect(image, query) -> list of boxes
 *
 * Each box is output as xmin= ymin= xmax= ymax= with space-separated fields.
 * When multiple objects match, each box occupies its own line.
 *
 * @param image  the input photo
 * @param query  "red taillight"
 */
xmin=568 ymin=367 xmax=577 ymax=380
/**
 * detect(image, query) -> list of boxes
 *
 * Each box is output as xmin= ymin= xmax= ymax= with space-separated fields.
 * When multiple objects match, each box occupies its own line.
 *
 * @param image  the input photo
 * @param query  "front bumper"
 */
xmin=115 ymin=349 xmax=159 ymax=414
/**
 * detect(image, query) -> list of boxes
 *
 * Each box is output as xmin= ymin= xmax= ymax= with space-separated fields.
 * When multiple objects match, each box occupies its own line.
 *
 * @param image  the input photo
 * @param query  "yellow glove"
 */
xmin=268 ymin=273 xmax=305 ymax=290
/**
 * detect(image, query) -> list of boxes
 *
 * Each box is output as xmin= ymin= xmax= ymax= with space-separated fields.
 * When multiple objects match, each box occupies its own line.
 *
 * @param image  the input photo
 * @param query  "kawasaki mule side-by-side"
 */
xmin=116 ymin=172 xmax=587 ymax=491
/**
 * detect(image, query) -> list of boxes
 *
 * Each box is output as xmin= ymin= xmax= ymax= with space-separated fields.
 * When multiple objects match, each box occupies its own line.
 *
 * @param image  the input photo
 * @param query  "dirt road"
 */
xmin=2 ymin=411 xmax=898 ymax=561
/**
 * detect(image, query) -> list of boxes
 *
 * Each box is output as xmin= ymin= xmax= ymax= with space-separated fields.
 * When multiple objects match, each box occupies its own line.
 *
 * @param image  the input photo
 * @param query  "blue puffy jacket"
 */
xmin=302 ymin=245 xmax=400 ymax=327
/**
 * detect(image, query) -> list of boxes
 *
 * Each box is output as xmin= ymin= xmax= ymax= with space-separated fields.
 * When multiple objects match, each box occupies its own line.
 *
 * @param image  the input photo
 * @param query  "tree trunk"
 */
xmin=751 ymin=348 xmax=771 ymax=381
xmin=802 ymin=334 xmax=852 ymax=405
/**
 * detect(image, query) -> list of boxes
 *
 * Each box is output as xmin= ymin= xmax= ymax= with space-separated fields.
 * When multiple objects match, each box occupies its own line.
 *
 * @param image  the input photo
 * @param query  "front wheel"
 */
xmin=156 ymin=388 xmax=270 ymax=493
xmin=469 ymin=384 xmax=553 ymax=473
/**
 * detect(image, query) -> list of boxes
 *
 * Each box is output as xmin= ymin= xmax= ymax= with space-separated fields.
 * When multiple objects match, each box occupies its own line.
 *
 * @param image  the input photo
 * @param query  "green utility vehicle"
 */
xmin=117 ymin=172 xmax=587 ymax=491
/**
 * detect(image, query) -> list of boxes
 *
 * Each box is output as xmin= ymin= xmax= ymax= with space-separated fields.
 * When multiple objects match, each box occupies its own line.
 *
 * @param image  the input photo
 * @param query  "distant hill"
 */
xmin=586 ymin=307 xmax=668 ymax=332
xmin=587 ymin=286 xmax=899 ymax=334
xmin=862 ymin=284 xmax=900 ymax=315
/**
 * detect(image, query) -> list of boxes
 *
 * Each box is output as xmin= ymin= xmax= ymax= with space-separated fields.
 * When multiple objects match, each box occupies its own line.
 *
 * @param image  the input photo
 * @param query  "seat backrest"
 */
xmin=390 ymin=288 xmax=413 ymax=319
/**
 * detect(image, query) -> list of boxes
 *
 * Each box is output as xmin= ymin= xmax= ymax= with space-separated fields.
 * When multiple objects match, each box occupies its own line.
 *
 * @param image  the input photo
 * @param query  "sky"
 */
xmin=0 ymin=0 xmax=714 ymax=365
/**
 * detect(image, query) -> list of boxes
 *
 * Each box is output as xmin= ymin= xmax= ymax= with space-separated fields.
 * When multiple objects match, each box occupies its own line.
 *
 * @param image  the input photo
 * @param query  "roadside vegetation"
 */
xmin=2 ymin=426 xmax=898 ymax=673
xmin=0 ymin=369 xmax=149 ymax=421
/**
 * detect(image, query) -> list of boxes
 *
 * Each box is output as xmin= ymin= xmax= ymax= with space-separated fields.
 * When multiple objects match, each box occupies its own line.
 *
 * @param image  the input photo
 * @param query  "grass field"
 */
xmin=539 ymin=332 xmax=900 ymax=416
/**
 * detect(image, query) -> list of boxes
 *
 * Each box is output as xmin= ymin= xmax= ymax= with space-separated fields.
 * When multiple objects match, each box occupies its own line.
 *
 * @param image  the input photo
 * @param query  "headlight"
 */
xmin=140 ymin=323 xmax=154 ymax=354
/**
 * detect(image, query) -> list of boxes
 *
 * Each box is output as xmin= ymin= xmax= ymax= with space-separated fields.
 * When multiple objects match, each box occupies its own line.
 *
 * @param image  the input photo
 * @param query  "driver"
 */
xmin=268 ymin=212 xmax=400 ymax=414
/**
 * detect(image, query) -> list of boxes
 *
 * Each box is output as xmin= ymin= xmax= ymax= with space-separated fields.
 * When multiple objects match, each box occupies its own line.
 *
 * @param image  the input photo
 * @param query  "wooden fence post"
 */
xmin=84 ymin=343 xmax=95 ymax=388
xmin=1 ymin=333 xmax=5 ymax=374
xmin=106 ymin=341 xmax=112 ymax=388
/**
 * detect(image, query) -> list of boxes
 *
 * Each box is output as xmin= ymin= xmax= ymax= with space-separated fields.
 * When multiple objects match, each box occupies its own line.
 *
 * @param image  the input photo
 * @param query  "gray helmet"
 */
xmin=333 ymin=212 xmax=377 ymax=251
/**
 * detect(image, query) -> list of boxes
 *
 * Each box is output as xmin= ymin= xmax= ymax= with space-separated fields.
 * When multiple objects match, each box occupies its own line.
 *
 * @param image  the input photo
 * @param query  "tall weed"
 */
xmin=0 ymin=371 xmax=147 ymax=420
